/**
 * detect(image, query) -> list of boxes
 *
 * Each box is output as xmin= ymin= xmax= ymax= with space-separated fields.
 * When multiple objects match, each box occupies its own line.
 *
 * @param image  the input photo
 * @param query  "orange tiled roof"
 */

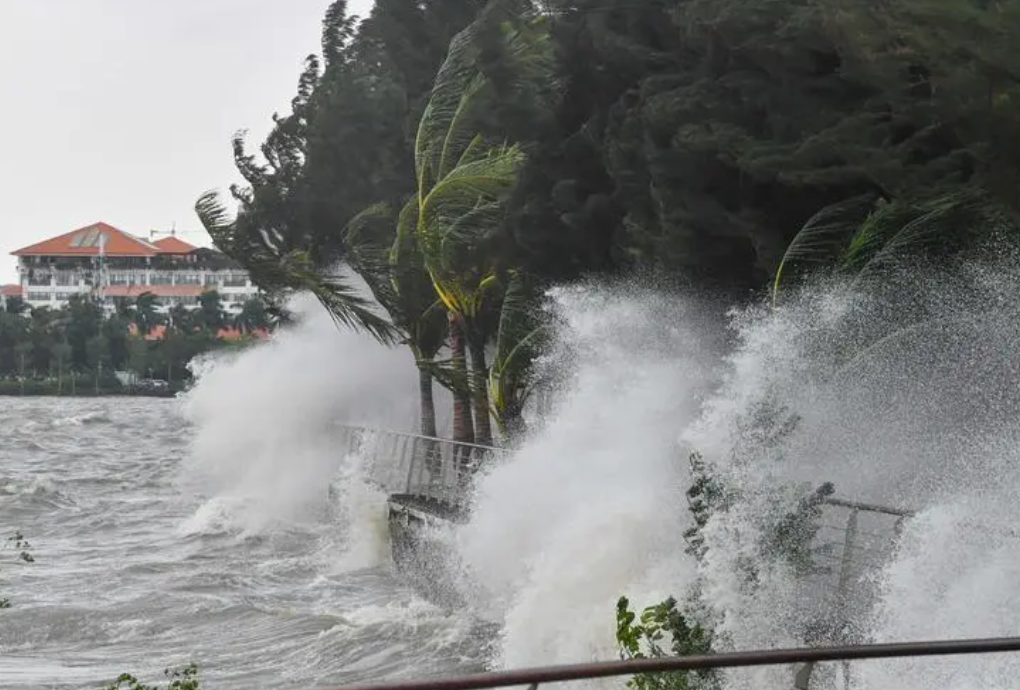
xmin=11 ymin=222 xmax=161 ymax=257
xmin=128 ymin=322 xmax=270 ymax=341
xmin=1 ymin=284 xmax=22 ymax=297
xmin=127 ymin=323 xmax=169 ymax=341
xmin=215 ymin=326 xmax=270 ymax=341
xmin=103 ymin=285 xmax=205 ymax=298
xmin=152 ymin=235 xmax=197 ymax=254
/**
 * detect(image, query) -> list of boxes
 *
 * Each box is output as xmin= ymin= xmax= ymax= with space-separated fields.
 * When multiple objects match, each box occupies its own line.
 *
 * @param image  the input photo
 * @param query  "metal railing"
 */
xmin=334 ymin=425 xmax=1020 ymax=689
xmin=313 ymin=637 xmax=1020 ymax=690
xmin=337 ymin=424 xmax=513 ymax=513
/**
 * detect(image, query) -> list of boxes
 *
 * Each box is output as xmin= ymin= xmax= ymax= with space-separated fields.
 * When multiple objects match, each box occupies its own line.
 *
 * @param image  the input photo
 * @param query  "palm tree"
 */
xmin=344 ymin=201 xmax=450 ymax=438
xmin=408 ymin=0 xmax=553 ymax=445
xmin=487 ymin=272 xmax=550 ymax=444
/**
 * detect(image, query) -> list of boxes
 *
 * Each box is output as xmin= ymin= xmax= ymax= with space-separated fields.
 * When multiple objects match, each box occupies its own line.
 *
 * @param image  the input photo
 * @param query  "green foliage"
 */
xmin=762 ymin=482 xmax=835 ymax=577
xmin=488 ymin=272 xmax=551 ymax=441
xmin=683 ymin=452 xmax=734 ymax=561
xmin=0 ymin=294 xmax=273 ymax=392
xmin=616 ymin=596 xmax=718 ymax=690
xmin=774 ymin=187 xmax=1020 ymax=300
xmin=103 ymin=664 xmax=200 ymax=690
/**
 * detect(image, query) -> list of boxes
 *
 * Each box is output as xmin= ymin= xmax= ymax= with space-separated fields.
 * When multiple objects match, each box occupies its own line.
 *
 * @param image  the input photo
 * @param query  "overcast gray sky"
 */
xmin=0 ymin=0 xmax=374 ymax=283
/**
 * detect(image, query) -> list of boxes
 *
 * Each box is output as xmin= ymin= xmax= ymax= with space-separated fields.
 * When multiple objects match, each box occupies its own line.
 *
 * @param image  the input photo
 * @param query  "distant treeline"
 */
xmin=0 ymin=291 xmax=274 ymax=392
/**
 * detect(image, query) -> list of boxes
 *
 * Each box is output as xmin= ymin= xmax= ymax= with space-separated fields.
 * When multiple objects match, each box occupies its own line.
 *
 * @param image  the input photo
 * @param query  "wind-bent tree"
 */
xmin=344 ymin=202 xmax=449 ymax=437
xmin=410 ymin=0 xmax=554 ymax=446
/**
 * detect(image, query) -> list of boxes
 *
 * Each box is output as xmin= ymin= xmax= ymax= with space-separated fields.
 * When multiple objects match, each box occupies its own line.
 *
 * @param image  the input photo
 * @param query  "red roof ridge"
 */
xmin=11 ymin=222 xmax=162 ymax=257
xmin=152 ymin=235 xmax=198 ymax=254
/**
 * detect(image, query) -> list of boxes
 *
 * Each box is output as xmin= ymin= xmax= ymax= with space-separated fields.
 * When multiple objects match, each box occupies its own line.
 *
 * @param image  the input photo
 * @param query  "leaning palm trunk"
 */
xmin=466 ymin=331 xmax=493 ymax=447
xmin=417 ymin=363 xmax=442 ymax=479
xmin=448 ymin=313 xmax=475 ymax=448
xmin=418 ymin=366 xmax=438 ymax=438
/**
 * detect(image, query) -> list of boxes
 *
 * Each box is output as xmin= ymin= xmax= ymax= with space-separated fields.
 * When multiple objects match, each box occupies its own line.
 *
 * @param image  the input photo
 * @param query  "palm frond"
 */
xmin=198 ymin=190 xmax=397 ymax=344
xmin=418 ymin=146 xmax=525 ymax=254
xmin=195 ymin=190 xmax=239 ymax=254
xmin=772 ymin=192 xmax=878 ymax=304
xmin=415 ymin=23 xmax=483 ymax=192
xmin=838 ymin=200 xmax=918 ymax=272
xmin=488 ymin=272 xmax=550 ymax=431
xmin=415 ymin=0 xmax=551 ymax=190
xmin=272 ymin=250 xmax=399 ymax=345
xmin=851 ymin=188 xmax=994 ymax=283
xmin=418 ymin=355 xmax=472 ymax=396
xmin=345 ymin=202 xmax=401 ymax=318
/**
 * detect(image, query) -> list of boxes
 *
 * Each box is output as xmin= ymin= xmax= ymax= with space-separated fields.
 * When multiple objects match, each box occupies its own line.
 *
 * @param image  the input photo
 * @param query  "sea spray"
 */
xmin=176 ymin=292 xmax=416 ymax=537
xmin=683 ymin=261 xmax=1020 ymax=689
xmin=450 ymin=260 xmax=1020 ymax=689
xmin=453 ymin=283 xmax=725 ymax=674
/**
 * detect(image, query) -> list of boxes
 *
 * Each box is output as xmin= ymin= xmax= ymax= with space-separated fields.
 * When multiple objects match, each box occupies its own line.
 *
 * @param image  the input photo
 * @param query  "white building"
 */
xmin=11 ymin=222 xmax=260 ymax=314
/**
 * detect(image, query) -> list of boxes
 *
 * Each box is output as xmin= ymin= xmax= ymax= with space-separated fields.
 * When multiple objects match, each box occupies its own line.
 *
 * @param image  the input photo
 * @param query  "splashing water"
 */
xmin=158 ymin=259 xmax=1020 ymax=689
xmin=453 ymin=282 xmax=726 ymax=673
xmin=448 ymin=261 xmax=1020 ymax=689
xmin=177 ymin=293 xmax=416 ymax=537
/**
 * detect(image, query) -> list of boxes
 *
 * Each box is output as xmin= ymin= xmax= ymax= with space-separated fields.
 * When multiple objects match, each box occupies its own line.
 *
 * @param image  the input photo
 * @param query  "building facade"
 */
xmin=11 ymin=222 xmax=260 ymax=314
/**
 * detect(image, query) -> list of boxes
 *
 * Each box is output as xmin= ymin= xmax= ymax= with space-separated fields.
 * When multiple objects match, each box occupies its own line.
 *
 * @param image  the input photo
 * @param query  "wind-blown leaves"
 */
xmin=773 ymin=186 xmax=1020 ymax=301
xmin=846 ymin=188 xmax=1012 ymax=284
xmin=344 ymin=199 xmax=449 ymax=359
xmin=488 ymin=272 xmax=550 ymax=439
xmin=772 ymin=193 xmax=879 ymax=303
xmin=195 ymin=190 xmax=397 ymax=344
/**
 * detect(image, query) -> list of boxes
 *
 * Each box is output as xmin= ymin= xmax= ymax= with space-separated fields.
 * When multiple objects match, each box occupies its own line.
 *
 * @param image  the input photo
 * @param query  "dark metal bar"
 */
xmin=823 ymin=496 xmax=915 ymax=518
xmin=314 ymin=638 xmax=1020 ymax=690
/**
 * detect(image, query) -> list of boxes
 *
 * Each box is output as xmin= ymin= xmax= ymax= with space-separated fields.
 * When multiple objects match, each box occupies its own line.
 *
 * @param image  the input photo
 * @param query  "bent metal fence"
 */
xmin=311 ymin=637 xmax=1020 ymax=690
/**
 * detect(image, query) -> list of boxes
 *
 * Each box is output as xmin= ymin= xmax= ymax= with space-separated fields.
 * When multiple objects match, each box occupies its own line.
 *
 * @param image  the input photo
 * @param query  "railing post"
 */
xmin=837 ymin=508 xmax=859 ymax=690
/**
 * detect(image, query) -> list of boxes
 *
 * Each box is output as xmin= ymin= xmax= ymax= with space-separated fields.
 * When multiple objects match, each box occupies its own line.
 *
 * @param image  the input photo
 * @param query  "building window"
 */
xmin=27 ymin=273 xmax=52 ymax=286
xmin=107 ymin=273 xmax=138 ymax=286
xmin=176 ymin=274 xmax=201 ymax=285
xmin=26 ymin=291 xmax=50 ymax=301
xmin=55 ymin=273 xmax=79 ymax=286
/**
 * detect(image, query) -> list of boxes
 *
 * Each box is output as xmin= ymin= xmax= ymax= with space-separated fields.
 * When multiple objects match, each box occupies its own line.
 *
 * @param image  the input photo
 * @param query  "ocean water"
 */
xmin=0 ymin=396 xmax=486 ymax=690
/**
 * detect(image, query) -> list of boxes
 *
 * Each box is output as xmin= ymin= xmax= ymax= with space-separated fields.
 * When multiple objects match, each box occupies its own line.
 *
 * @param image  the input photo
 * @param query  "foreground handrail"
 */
xmin=315 ymin=637 xmax=1020 ymax=690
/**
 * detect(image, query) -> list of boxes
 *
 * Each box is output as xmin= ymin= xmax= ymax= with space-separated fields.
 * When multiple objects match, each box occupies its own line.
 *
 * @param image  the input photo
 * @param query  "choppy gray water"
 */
xmin=0 ymin=397 xmax=484 ymax=690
